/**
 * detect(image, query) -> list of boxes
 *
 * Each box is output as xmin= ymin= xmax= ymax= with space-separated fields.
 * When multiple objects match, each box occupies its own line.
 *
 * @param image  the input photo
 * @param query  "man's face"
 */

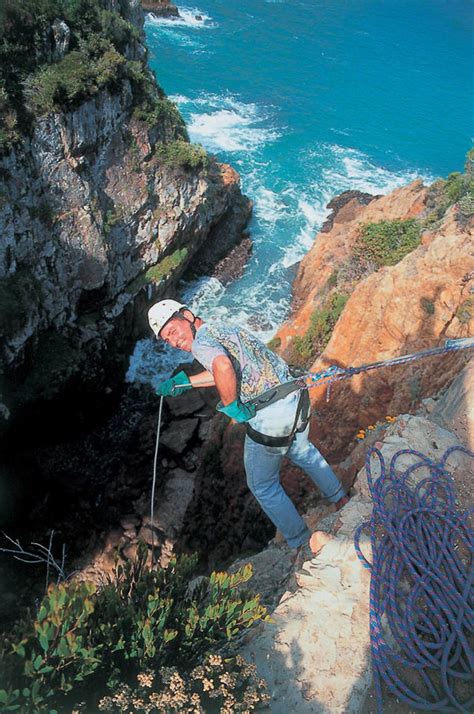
xmin=160 ymin=315 xmax=194 ymax=352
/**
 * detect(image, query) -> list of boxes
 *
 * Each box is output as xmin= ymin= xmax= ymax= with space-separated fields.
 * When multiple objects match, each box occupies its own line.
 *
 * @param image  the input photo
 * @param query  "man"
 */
xmin=148 ymin=299 xmax=348 ymax=559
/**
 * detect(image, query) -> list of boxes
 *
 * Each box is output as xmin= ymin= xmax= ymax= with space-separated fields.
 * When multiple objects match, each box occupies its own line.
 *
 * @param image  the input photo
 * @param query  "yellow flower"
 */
xmin=367 ymin=425 xmax=375 ymax=430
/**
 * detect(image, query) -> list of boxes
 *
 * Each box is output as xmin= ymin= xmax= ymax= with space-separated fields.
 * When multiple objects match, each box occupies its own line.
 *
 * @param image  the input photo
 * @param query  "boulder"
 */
xmin=159 ymin=418 xmax=199 ymax=453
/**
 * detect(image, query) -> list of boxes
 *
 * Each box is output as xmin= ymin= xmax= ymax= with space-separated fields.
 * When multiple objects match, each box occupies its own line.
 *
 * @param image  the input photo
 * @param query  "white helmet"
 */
xmin=148 ymin=299 xmax=186 ymax=337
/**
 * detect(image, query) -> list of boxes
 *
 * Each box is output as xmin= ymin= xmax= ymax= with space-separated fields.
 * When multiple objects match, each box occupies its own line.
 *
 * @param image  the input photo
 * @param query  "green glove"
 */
xmin=217 ymin=399 xmax=256 ymax=422
xmin=154 ymin=370 xmax=190 ymax=397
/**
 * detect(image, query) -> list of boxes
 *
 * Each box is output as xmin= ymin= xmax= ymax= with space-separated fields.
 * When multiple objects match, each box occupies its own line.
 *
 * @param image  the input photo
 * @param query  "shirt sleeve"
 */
xmin=192 ymin=327 xmax=228 ymax=374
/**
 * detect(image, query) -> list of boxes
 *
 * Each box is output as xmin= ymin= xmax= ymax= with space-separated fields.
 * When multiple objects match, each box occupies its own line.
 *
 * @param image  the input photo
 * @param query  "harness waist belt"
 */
xmin=246 ymin=376 xmax=307 ymax=413
xmin=246 ymin=390 xmax=310 ymax=448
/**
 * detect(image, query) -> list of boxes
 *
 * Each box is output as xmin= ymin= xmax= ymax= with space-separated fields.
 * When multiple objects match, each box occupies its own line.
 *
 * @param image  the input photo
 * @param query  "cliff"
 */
xmin=276 ymin=159 xmax=474 ymax=459
xmin=141 ymin=0 xmax=179 ymax=17
xmin=0 ymin=0 xmax=250 ymax=420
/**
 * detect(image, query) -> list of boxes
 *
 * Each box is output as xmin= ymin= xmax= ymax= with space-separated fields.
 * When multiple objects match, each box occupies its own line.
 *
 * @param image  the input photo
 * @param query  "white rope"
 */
xmin=150 ymin=395 xmax=164 ymax=568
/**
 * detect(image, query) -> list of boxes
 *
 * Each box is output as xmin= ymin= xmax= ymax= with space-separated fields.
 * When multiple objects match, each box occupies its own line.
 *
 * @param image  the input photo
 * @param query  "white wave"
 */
xmin=168 ymin=94 xmax=190 ymax=105
xmin=181 ymin=276 xmax=225 ymax=314
xmin=320 ymin=144 xmax=433 ymax=195
xmin=145 ymin=7 xmax=216 ymax=29
xmin=253 ymin=186 xmax=290 ymax=223
xmin=188 ymin=109 xmax=279 ymax=153
xmin=126 ymin=338 xmax=193 ymax=386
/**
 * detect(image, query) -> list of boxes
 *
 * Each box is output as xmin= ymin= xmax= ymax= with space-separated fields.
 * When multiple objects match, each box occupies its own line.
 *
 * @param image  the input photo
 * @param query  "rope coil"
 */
xmin=355 ymin=446 xmax=474 ymax=712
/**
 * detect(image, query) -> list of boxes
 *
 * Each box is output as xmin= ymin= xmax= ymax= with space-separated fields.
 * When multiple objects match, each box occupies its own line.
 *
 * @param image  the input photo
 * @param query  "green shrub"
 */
xmin=24 ymin=45 xmax=126 ymax=115
xmin=127 ymin=247 xmax=188 ymax=294
xmin=423 ymin=152 xmax=474 ymax=224
xmin=455 ymin=297 xmax=473 ymax=325
xmin=133 ymin=97 xmax=188 ymax=138
xmin=420 ymin=297 xmax=435 ymax=316
xmin=354 ymin=219 xmax=421 ymax=268
xmin=155 ymin=141 xmax=209 ymax=170
xmin=0 ymin=546 xmax=269 ymax=712
xmin=267 ymin=336 xmax=281 ymax=352
xmin=293 ymin=292 xmax=349 ymax=364
xmin=327 ymin=269 xmax=339 ymax=288
xmin=103 ymin=204 xmax=126 ymax=237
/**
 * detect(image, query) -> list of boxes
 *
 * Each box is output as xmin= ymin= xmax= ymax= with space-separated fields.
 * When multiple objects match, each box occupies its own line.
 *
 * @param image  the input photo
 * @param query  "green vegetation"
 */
xmin=145 ymin=247 xmax=189 ymax=281
xmin=423 ymin=152 xmax=474 ymax=225
xmin=103 ymin=204 xmax=126 ymax=238
xmin=326 ymin=269 xmax=339 ymax=289
xmin=0 ymin=546 xmax=269 ymax=712
xmin=133 ymin=96 xmax=188 ymax=138
xmin=292 ymin=292 xmax=349 ymax=364
xmin=353 ymin=219 xmax=421 ymax=268
xmin=267 ymin=336 xmax=281 ymax=352
xmin=455 ymin=297 xmax=473 ymax=325
xmin=24 ymin=43 xmax=126 ymax=115
xmin=126 ymin=247 xmax=189 ymax=293
xmin=155 ymin=140 xmax=209 ymax=170
xmin=420 ymin=297 xmax=435 ymax=316
xmin=0 ymin=1 xmax=149 ymax=150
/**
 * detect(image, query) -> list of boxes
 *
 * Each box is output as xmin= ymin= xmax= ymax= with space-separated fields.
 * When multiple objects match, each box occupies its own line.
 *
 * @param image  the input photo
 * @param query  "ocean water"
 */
xmin=127 ymin=0 xmax=473 ymax=383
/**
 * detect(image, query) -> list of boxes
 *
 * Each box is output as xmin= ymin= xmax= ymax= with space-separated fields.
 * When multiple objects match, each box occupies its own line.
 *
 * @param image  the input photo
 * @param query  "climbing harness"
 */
xmin=245 ymin=389 xmax=311 ymax=448
xmin=354 ymin=445 xmax=474 ymax=712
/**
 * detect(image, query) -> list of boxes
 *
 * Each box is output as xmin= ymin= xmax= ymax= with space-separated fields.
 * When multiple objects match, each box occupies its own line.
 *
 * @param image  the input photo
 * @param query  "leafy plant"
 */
xmin=353 ymin=219 xmax=421 ymax=268
xmin=455 ymin=297 xmax=473 ymax=325
xmin=292 ymin=292 xmax=349 ymax=364
xmin=127 ymin=248 xmax=189 ymax=293
xmin=0 ymin=545 xmax=269 ymax=711
xmin=154 ymin=140 xmax=209 ymax=170
xmin=420 ymin=297 xmax=435 ymax=316
xmin=24 ymin=45 xmax=126 ymax=115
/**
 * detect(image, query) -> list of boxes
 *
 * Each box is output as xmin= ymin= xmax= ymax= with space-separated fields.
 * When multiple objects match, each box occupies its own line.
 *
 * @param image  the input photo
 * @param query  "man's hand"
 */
xmin=217 ymin=399 xmax=256 ymax=423
xmin=153 ymin=370 xmax=190 ymax=397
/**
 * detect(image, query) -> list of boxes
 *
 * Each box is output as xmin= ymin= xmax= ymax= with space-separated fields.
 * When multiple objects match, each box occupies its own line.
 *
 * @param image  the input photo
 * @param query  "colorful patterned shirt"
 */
xmin=192 ymin=323 xmax=291 ymax=402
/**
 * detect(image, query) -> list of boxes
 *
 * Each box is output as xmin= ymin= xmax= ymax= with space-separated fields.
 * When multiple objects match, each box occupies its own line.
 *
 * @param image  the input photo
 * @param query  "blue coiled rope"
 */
xmin=354 ymin=445 xmax=474 ymax=712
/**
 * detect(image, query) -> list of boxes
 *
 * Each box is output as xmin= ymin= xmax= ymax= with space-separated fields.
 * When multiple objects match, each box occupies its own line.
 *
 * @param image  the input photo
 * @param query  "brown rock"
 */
xmin=141 ymin=0 xmax=179 ymax=17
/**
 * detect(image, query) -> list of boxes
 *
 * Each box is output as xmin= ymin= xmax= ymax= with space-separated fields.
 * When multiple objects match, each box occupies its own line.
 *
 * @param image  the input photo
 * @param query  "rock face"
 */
xmin=0 ymin=0 xmax=251 ymax=422
xmin=277 ymin=180 xmax=473 ymax=459
xmin=141 ymin=0 xmax=179 ymax=17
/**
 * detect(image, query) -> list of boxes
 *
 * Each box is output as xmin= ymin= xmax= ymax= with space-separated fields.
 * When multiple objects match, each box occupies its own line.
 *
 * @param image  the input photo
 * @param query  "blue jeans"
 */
xmin=244 ymin=425 xmax=345 ymax=548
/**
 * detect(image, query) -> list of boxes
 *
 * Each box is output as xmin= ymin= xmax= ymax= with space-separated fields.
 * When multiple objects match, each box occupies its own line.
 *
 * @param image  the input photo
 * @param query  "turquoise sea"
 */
xmin=128 ymin=0 xmax=474 ymax=381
